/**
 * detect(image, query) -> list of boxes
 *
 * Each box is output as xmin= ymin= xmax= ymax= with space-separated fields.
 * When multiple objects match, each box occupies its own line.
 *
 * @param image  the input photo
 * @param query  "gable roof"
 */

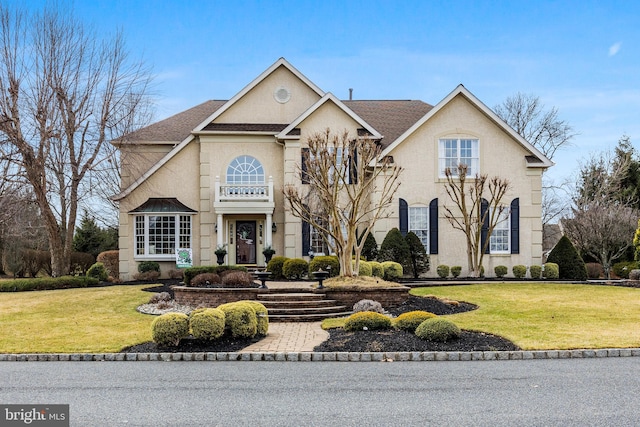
xmin=276 ymin=93 xmax=382 ymax=140
xmin=378 ymin=84 xmax=554 ymax=168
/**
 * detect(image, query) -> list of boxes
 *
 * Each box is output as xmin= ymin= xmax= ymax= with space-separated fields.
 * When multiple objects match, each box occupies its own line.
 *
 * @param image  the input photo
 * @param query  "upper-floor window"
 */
xmin=439 ymin=138 xmax=479 ymax=177
xmin=226 ymin=155 xmax=265 ymax=184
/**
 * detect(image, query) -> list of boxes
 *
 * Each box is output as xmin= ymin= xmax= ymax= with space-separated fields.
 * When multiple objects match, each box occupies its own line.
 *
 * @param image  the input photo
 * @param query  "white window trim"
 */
xmin=489 ymin=209 xmax=510 ymax=254
xmin=134 ymin=213 xmax=193 ymax=260
xmin=408 ymin=206 xmax=429 ymax=252
xmin=438 ymin=138 xmax=480 ymax=177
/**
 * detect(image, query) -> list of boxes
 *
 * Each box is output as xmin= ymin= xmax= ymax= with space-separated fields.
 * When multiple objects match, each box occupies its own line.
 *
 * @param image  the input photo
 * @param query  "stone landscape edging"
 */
xmin=1 ymin=348 xmax=639 ymax=362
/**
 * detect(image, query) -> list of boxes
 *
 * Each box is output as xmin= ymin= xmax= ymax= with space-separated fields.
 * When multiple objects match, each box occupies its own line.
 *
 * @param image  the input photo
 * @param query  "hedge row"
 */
xmin=0 ymin=276 xmax=99 ymax=292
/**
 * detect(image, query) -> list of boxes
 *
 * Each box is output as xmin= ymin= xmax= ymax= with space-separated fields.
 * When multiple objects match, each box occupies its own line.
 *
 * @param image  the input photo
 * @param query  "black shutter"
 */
xmin=481 ymin=199 xmax=490 ymax=254
xmin=429 ymin=198 xmax=438 ymax=254
xmin=510 ymin=198 xmax=520 ymax=254
xmin=349 ymin=146 xmax=358 ymax=184
xmin=301 ymin=148 xmax=309 ymax=184
xmin=302 ymin=220 xmax=310 ymax=255
xmin=399 ymin=198 xmax=408 ymax=236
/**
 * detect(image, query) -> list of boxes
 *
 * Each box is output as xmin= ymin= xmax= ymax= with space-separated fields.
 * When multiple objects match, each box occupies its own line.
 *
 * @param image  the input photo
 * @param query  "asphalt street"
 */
xmin=1 ymin=358 xmax=639 ymax=426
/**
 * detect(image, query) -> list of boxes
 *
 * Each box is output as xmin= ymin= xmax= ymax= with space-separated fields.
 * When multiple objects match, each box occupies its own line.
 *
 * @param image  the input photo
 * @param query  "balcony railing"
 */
xmin=215 ymin=176 xmax=274 ymax=203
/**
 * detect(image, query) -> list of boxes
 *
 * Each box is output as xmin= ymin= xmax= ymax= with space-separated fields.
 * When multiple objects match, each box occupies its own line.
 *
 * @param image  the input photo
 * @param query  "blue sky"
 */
xmin=15 ymin=0 xmax=640 ymax=185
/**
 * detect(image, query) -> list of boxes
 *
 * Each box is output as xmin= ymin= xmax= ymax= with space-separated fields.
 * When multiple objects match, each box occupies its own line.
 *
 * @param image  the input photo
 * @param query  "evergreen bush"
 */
xmin=612 ymin=261 xmax=638 ymax=279
xmin=415 ymin=318 xmax=461 ymax=342
xmin=354 ymin=260 xmax=372 ymax=277
xmin=282 ymin=258 xmax=309 ymax=279
xmin=546 ymin=235 xmax=587 ymax=281
xmin=529 ymin=265 xmax=542 ymax=279
xmin=86 ymin=262 xmax=108 ymax=281
xmin=543 ymin=262 xmax=560 ymax=279
xmin=436 ymin=264 xmax=450 ymax=279
xmin=217 ymin=302 xmax=258 ymax=338
xmin=138 ymin=261 xmax=160 ymax=273
xmin=378 ymin=228 xmax=411 ymax=271
xmin=308 ymin=255 xmax=340 ymax=277
xmin=240 ymin=301 xmax=269 ymax=336
xmin=405 ymin=231 xmax=430 ymax=278
xmin=151 ymin=313 xmax=189 ymax=347
xmin=360 ymin=232 xmax=379 ymax=261
xmin=512 ymin=265 xmax=527 ymax=279
xmin=189 ymin=308 xmax=225 ymax=341
xmin=494 ymin=265 xmax=508 ymax=278
xmin=380 ymin=261 xmax=403 ymax=281
xmin=369 ymin=261 xmax=384 ymax=278
xmin=450 ymin=266 xmax=462 ymax=278
xmin=344 ymin=311 xmax=392 ymax=331
xmin=393 ymin=311 xmax=436 ymax=332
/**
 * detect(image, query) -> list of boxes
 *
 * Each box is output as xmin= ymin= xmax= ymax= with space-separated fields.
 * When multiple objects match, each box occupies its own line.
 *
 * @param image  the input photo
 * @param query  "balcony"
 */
xmin=213 ymin=176 xmax=275 ymax=214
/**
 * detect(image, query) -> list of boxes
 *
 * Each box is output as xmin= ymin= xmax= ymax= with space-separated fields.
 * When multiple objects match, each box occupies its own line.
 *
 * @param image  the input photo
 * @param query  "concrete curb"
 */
xmin=1 ymin=348 xmax=639 ymax=362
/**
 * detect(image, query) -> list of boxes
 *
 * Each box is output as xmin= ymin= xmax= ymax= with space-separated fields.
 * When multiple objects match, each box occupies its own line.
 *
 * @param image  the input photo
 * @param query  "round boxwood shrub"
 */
xmin=282 ymin=258 xmax=309 ymax=279
xmin=266 ymin=256 xmax=288 ymax=280
xmin=151 ymin=312 xmax=190 ymax=347
xmin=543 ymin=262 xmax=559 ymax=279
xmin=344 ymin=311 xmax=392 ymax=332
xmin=138 ymin=261 xmax=160 ymax=273
xmin=86 ymin=262 xmax=108 ymax=281
xmin=380 ymin=261 xmax=403 ymax=281
xmin=415 ymin=318 xmax=461 ymax=342
xmin=369 ymin=261 xmax=384 ymax=278
xmin=241 ymin=301 xmax=269 ymax=336
xmin=189 ymin=308 xmax=225 ymax=341
xmin=512 ymin=265 xmax=527 ymax=279
xmin=450 ymin=266 xmax=462 ymax=278
xmin=529 ymin=265 xmax=542 ymax=279
xmin=393 ymin=310 xmax=437 ymax=332
xmin=217 ymin=302 xmax=258 ymax=338
xmin=355 ymin=260 xmax=372 ymax=277
xmin=494 ymin=265 xmax=508 ymax=278
xmin=308 ymin=255 xmax=340 ymax=277
xmin=436 ymin=264 xmax=450 ymax=279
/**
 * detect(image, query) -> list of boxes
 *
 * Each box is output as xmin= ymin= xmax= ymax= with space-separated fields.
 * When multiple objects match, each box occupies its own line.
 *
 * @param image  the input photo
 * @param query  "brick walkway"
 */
xmin=240 ymin=322 xmax=329 ymax=352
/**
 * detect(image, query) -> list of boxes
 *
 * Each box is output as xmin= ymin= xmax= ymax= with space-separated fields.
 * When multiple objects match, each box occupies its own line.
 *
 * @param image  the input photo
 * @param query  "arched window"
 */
xmin=226 ymin=155 xmax=265 ymax=184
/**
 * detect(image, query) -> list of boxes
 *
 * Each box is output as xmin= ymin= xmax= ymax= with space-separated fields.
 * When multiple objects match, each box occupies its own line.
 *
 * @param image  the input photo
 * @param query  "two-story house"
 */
xmin=112 ymin=58 xmax=552 ymax=280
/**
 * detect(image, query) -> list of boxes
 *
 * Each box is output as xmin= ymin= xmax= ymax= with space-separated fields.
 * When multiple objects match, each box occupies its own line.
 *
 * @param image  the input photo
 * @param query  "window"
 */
xmin=439 ymin=138 xmax=479 ymax=176
xmin=490 ymin=209 xmax=510 ymax=254
xmin=135 ymin=214 xmax=192 ymax=258
xmin=226 ymin=155 xmax=265 ymax=184
xmin=409 ymin=207 xmax=429 ymax=251
xmin=310 ymin=223 xmax=328 ymax=255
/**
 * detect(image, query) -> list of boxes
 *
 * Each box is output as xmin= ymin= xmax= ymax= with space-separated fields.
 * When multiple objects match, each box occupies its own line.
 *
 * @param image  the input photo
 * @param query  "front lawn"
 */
xmin=413 ymin=283 xmax=640 ymax=350
xmin=0 ymin=285 xmax=153 ymax=353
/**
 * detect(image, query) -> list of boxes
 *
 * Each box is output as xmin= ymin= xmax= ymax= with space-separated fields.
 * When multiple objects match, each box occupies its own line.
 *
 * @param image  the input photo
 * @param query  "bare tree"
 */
xmin=284 ymin=129 xmax=402 ymax=277
xmin=494 ymin=92 xmax=576 ymax=161
xmin=562 ymin=202 xmax=638 ymax=279
xmin=0 ymin=5 xmax=151 ymax=276
xmin=443 ymin=164 xmax=510 ymax=277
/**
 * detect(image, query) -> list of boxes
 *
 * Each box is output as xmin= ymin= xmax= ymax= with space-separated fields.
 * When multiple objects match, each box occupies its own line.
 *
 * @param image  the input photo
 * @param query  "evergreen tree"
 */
xmin=360 ymin=232 xmax=378 ymax=261
xmin=73 ymin=211 xmax=118 ymax=257
xmin=405 ymin=232 xmax=429 ymax=278
xmin=546 ymin=235 xmax=587 ymax=281
xmin=378 ymin=228 xmax=411 ymax=271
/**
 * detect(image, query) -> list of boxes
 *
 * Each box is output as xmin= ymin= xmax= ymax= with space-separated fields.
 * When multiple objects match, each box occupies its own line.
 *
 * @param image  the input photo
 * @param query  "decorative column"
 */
xmin=217 ymin=214 xmax=223 ymax=248
xmin=265 ymin=213 xmax=273 ymax=247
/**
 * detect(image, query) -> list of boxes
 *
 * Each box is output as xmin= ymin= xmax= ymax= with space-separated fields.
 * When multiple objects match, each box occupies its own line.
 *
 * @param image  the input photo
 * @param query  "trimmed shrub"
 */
xmin=612 ymin=261 xmax=638 ymax=279
xmin=0 ymin=276 xmax=98 ymax=292
xmin=360 ymin=232 xmax=379 ymax=261
xmin=308 ymin=255 xmax=340 ymax=277
xmin=405 ymin=231 xmax=429 ymax=278
xmin=528 ymin=265 xmax=541 ymax=279
xmin=138 ymin=261 xmax=160 ymax=273
xmin=167 ymin=269 xmax=184 ymax=280
xmin=282 ymin=258 xmax=309 ymax=279
xmin=86 ymin=262 xmax=108 ymax=281
xmin=512 ymin=265 xmax=527 ymax=279
xmin=266 ymin=256 xmax=288 ymax=280
xmin=543 ymin=262 xmax=560 ymax=279
xmin=241 ymin=301 xmax=269 ymax=336
xmin=217 ymin=302 xmax=258 ymax=338
xmin=97 ymin=250 xmax=119 ymax=279
xmin=344 ymin=311 xmax=392 ymax=332
xmin=369 ymin=261 xmax=384 ymax=278
xmin=494 ymin=265 xmax=508 ymax=278
xmin=546 ymin=235 xmax=587 ymax=281
xmin=355 ymin=260 xmax=372 ymax=277
xmin=393 ymin=310 xmax=437 ymax=332
xmin=380 ymin=261 xmax=403 ymax=281
xmin=189 ymin=308 xmax=225 ymax=341
xmin=221 ymin=271 xmax=256 ymax=287
xmin=352 ymin=299 xmax=385 ymax=314
xmin=450 ymin=266 xmax=462 ymax=278
xmin=70 ymin=252 xmax=96 ymax=275
xmin=436 ymin=264 xmax=450 ymax=279
xmin=183 ymin=265 xmax=248 ymax=285
xmin=415 ymin=318 xmax=461 ymax=342
xmin=378 ymin=228 xmax=411 ymax=272
xmin=151 ymin=313 xmax=189 ymax=347
xmin=630 ymin=269 xmax=640 ymax=281
xmin=190 ymin=273 xmax=222 ymax=287
xmin=585 ymin=263 xmax=603 ymax=279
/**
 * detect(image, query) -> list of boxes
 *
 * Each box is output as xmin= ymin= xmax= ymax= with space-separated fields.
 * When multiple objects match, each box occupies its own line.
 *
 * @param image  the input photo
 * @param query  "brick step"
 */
xmin=258 ymin=299 xmax=341 ymax=309
xmin=258 ymin=293 xmax=325 ymax=301
xmin=265 ymin=305 xmax=349 ymax=316
xmin=268 ymin=311 xmax=353 ymax=322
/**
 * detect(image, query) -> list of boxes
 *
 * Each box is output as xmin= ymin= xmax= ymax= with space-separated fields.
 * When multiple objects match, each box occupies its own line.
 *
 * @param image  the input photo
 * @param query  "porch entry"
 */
xmin=236 ymin=220 xmax=256 ymax=264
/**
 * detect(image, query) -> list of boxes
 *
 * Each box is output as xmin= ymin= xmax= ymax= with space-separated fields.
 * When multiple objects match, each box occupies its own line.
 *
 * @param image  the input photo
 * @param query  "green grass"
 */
xmin=412 ymin=283 xmax=640 ymax=350
xmin=0 ymin=285 xmax=154 ymax=353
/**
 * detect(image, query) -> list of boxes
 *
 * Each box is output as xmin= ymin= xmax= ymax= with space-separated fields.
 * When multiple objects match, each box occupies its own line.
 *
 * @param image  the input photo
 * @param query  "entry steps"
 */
xmin=257 ymin=292 xmax=352 ymax=322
